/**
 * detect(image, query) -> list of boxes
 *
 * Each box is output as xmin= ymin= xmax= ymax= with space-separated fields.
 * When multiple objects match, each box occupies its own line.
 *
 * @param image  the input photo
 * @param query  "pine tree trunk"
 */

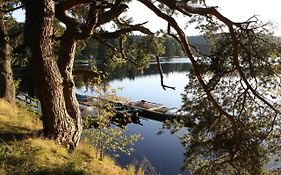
xmin=58 ymin=29 xmax=82 ymax=144
xmin=0 ymin=1 xmax=16 ymax=106
xmin=24 ymin=0 xmax=81 ymax=149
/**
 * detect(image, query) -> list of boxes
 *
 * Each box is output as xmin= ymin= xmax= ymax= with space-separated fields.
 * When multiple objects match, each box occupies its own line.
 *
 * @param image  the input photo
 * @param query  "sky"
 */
xmin=124 ymin=0 xmax=281 ymax=36
xmin=13 ymin=0 xmax=281 ymax=36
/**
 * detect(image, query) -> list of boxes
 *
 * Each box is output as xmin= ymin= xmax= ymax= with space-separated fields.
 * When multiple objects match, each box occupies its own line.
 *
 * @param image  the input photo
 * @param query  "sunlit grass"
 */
xmin=0 ymin=99 xmax=143 ymax=175
xmin=0 ymin=99 xmax=42 ymax=134
xmin=0 ymin=138 xmax=140 ymax=174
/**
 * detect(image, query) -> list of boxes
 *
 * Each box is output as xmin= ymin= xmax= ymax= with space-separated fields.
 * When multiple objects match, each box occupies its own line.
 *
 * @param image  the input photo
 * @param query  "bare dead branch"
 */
xmin=155 ymin=55 xmax=176 ymax=90
xmin=115 ymin=17 xmax=148 ymax=27
xmin=139 ymin=0 xmax=237 ymax=127
xmin=118 ymin=34 xmax=139 ymax=66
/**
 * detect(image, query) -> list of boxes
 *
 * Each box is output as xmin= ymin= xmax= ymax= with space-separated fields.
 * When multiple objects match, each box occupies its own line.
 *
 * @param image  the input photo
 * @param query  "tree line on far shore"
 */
xmin=77 ymin=34 xmax=209 ymax=61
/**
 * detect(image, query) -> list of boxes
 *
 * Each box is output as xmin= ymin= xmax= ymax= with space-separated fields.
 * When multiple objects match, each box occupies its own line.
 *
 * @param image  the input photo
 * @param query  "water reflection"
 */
xmin=114 ymin=119 xmax=188 ymax=175
xmin=75 ymin=58 xmax=281 ymax=174
xmin=110 ymin=72 xmax=187 ymax=108
xmin=100 ymin=58 xmax=191 ymax=81
xmin=75 ymin=59 xmax=191 ymax=174
xmin=76 ymin=58 xmax=191 ymax=108
xmin=164 ymin=118 xmax=278 ymax=174
xmin=174 ymin=71 xmax=281 ymax=174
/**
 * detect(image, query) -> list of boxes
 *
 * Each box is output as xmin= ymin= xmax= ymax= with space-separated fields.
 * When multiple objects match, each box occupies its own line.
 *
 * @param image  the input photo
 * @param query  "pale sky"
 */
xmin=12 ymin=0 xmax=281 ymax=36
xmin=125 ymin=0 xmax=281 ymax=36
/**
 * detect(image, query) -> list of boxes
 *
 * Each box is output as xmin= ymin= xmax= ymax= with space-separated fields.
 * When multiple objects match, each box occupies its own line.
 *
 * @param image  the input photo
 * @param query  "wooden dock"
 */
xmin=76 ymin=94 xmax=179 ymax=122
xmin=16 ymin=92 xmax=179 ymax=123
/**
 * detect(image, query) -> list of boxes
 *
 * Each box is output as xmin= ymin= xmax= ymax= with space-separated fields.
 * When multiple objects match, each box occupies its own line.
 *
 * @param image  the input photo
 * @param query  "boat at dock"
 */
xmin=16 ymin=92 xmax=178 ymax=123
xmin=76 ymin=94 xmax=179 ymax=122
xmin=128 ymin=100 xmax=178 ymax=122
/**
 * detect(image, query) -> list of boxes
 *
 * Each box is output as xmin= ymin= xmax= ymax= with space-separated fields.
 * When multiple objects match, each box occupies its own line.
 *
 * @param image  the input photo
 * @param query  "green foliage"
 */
xmin=122 ymin=35 xmax=164 ymax=69
xmin=5 ymin=16 xmax=27 ymax=67
xmin=53 ymin=19 xmax=67 ymax=56
xmin=83 ymin=127 xmax=142 ymax=160
xmin=77 ymin=34 xmax=174 ymax=60
xmin=173 ymin=22 xmax=281 ymax=173
xmin=76 ymin=34 xmax=209 ymax=67
xmin=162 ymin=36 xmax=185 ymax=58
xmin=76 ymin=34 xmax=165 ymax=75
xmin=167 ymin=88 xmax=280 ymax=174
xmin=78 ymin=68 xmax=142 ymax=160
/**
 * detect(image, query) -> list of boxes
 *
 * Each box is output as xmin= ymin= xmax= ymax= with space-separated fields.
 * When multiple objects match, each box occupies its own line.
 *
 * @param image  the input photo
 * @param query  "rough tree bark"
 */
xmin=58 ymin=29 xmax=82 ymax=144
xmin=54 ymin=1 xmax=127 ymax=142
xmin=24 ymin=0 xmax=81 ymax=149
xmin=0 ymin=1 xmax=16 ymax=106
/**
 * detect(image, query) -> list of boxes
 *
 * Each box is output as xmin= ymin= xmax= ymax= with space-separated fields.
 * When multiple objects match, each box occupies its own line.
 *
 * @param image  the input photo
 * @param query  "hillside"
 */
xmin=0 ymin=99 xmax=142 ymax=175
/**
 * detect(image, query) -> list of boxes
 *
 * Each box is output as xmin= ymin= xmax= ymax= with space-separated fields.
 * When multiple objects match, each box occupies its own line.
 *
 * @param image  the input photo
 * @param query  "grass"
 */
xmin=0 ymin=100 xmax=42 ymax=135
xmin=0 ymin=99 xmax=143 ymax=175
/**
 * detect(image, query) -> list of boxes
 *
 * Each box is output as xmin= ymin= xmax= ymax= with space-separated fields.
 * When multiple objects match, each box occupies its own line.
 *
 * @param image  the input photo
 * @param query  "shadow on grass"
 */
xmin=0 ymin=121 xmax=41 ymax=142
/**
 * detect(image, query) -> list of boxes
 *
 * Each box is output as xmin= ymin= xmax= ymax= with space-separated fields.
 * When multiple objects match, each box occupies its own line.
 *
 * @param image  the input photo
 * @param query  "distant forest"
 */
xmin=76 ymin=35 xmax=209 ymax=60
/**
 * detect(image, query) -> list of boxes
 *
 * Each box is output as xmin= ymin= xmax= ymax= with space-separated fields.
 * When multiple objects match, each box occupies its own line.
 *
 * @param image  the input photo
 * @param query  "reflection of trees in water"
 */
xmin=164 ymin=32 xmax=281 ymax=174
xmin=73 ymin=67 xmax=109 ymax=91
xmin=163 ymin=71 xmax=281 ymax=174
xmin=74 ymin=61 xmax=191 ymax=86
xmin=103 ymin=61 xmax=192 ymax=81
xmin=73 ymin=59 xmax=281 ymax=174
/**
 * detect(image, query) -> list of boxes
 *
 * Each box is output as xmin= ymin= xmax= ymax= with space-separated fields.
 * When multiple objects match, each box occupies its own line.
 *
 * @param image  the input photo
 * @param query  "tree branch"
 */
xmin=151 ymin=0 xmax=281 ymax=118
xmin=77 ymin=2 xmax=99 ymax=39
xmin=55 ymin=0 xmax=92 ymax=12
xmin=91 ymin=35 xmax=117 ymax=60
xmin=138 ymin=0 xmax=237 ymax=127
xmin=55 ymin=1 xmax=81 ymax=28
xmin=96 ymin=3 xmax=128 ymax=26
xmin=97 ymin=24 xmax=153 ymax=39
xmin=155 ymin=55 xmax=176 ymax=90
xmin=0 ymin=4 xmax=25 ymax=13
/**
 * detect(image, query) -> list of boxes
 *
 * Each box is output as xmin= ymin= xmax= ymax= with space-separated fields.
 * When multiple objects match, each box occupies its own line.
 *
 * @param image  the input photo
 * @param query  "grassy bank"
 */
xmin=0 ymin=99 xmax=142 ymax=175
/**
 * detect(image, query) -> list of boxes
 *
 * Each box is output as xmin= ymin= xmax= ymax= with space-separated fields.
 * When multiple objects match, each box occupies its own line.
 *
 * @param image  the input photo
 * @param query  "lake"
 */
xmin=77 ymin=58 xmax=191 ymax=174
xmin=16 ymin=56 xmax=280 ymax=174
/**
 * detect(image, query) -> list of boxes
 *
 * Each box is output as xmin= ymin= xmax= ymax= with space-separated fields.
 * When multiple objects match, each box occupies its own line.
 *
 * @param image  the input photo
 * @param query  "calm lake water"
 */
xmin=77 ymin=58 xmax=191 ymax=174
xmin=16 ymin=56 xmax=280 ymax=174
